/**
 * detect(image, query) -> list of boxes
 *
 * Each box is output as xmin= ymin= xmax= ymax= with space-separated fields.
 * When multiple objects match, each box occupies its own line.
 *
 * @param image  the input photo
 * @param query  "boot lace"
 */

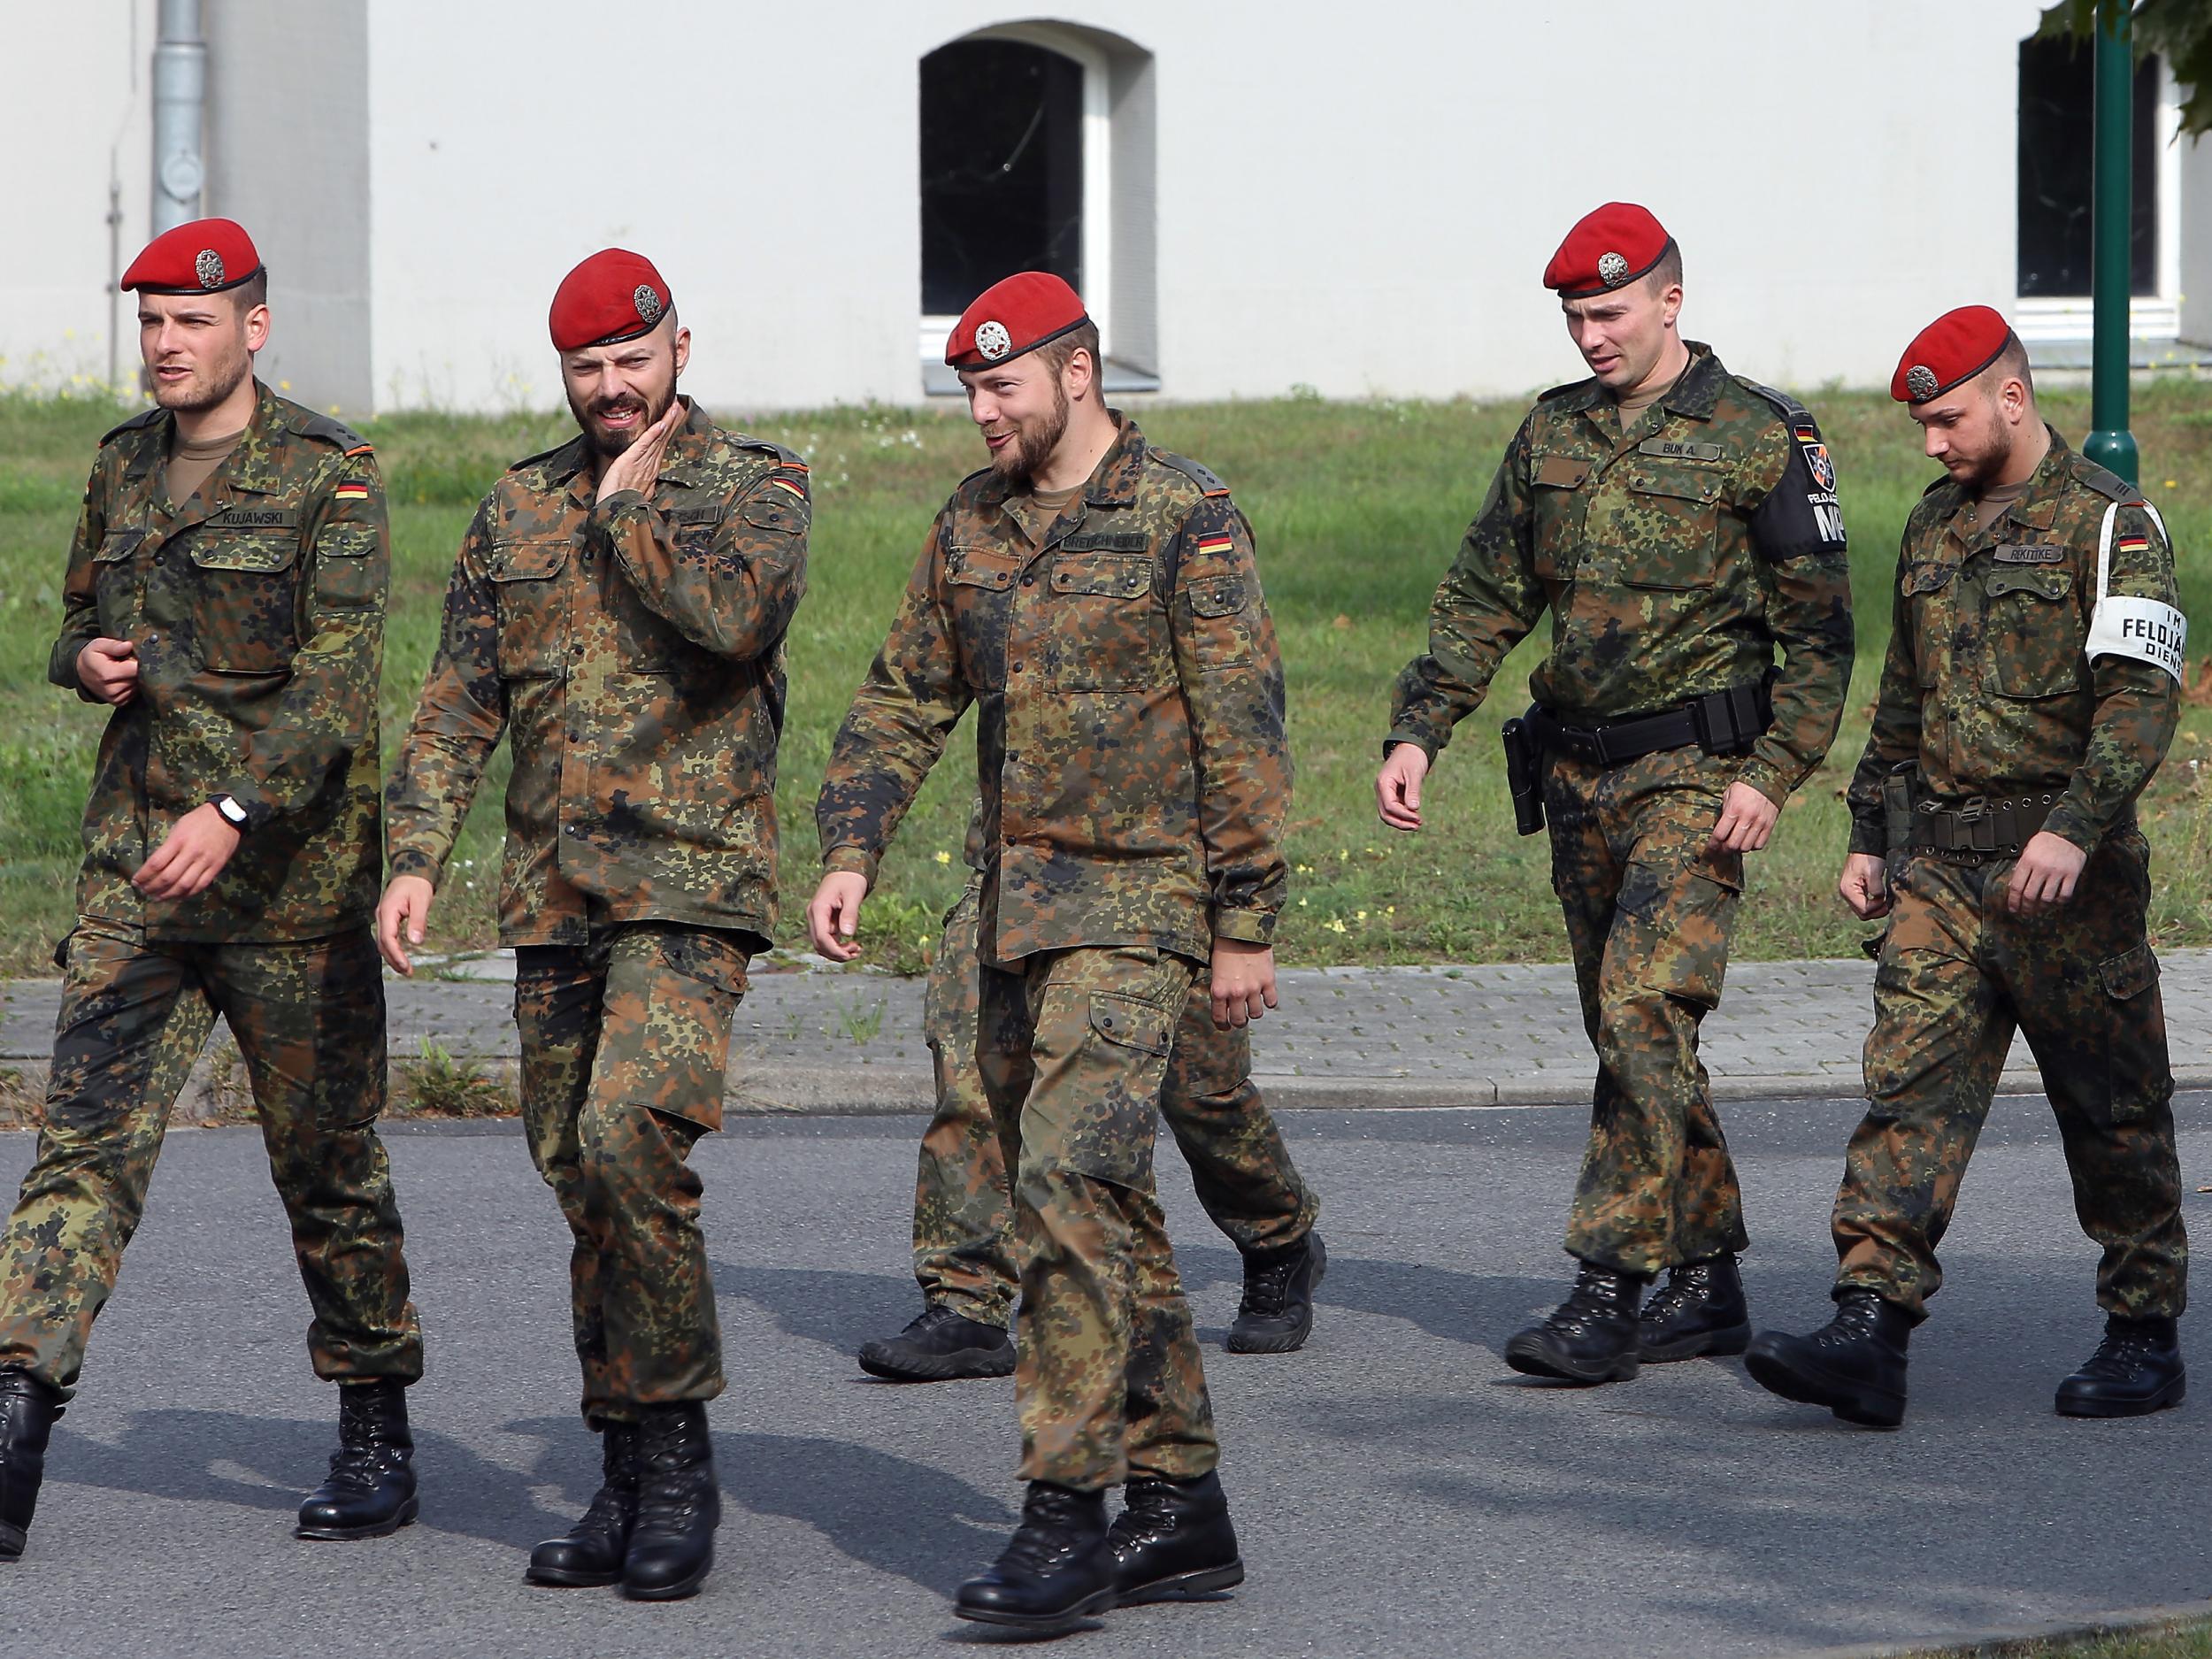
xmin=2077 ymin=1327 xmax=2161 ymax=1382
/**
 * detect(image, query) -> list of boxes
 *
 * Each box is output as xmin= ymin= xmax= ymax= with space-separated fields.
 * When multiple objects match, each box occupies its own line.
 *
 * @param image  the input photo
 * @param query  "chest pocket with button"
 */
xmin=1983 ymin=565 xmax=2083 ymax=698
xmin=945 ymin=546 xmax=1016 ymax=690
xmin=1612 ymin=467 xmax=1724 ymax=589
xmin=1528 ymin=452 xmax=1591 ymax=582
xmin=186 ymin=531 xmax=302 ymax=672
xmin=1901 ymin=563 xmax=1955 ymax=687
xmin=92 ymin=531 xmax=145 ymax=641
xmin=1048 ymin=550 xmax=1166 ymax=690
xmin=488 ymin=538 xmax=572 ymax=680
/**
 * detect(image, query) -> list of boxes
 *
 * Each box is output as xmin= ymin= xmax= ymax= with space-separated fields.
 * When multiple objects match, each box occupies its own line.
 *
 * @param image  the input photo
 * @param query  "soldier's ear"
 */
xmin=672 ymin=326 xmax=692 ymax=379
xmin=242 ymin=303 xmax=271 ymax=355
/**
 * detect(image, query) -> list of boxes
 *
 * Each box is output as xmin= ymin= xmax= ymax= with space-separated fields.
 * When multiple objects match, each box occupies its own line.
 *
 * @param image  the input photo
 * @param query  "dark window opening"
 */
xmin=920 ymin=41 xmax=1084 ymax=316
xmin=2017 ymin=38 xmax=2160 ymax=297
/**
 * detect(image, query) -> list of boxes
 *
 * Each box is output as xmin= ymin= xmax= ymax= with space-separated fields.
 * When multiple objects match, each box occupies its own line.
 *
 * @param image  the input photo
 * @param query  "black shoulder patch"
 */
xmin=1536 ymin=376 xmax=1600 ymax=404
xmin=2069 ymin=452 xmax=2140 ymax=506
xmin=99 ymin=405 xmax=165 ymax=447
xmin=290 ymin=407 xmax=373 ymax=454
xmin=733 ymin=435 xmax=809 ymax=472
xmin=1149 ymin=448 xmax=1231 ymax=497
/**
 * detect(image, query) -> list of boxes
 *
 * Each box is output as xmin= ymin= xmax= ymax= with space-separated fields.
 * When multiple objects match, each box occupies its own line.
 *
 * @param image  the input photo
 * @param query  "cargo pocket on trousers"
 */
xmin=1617 ymin=844 xmax=1743 ymax=1010
xmin=1032 ymin=988 xmax=1175 ymax=1190
xmin=660 ymin=928 xmax=752 ymax=1002
xmin=2095 ymin=941 xmax=2167 ymax=1125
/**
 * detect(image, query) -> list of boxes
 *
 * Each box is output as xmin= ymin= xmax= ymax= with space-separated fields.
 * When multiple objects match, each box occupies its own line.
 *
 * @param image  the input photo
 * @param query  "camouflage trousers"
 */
xmin=0 ymin=918 xmax=422 ymax=1401
xmin=1545 ymin=745 xmax=1750 ymax=1276
xmin=514 ymin=923 xmax=749 ymax=1423
xmin=916 ymin=880 xmax=1317 ymax=1325
xmin=978 ymin=943 xmax=1217 ymax=1492
xmin=1834 ymin=830 xmax=2186 ymax=1321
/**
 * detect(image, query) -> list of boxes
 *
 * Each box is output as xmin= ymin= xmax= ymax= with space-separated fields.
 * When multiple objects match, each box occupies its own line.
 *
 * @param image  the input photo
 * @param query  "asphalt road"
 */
xmin=1 ymin=1096 xmax=2208 ymax=1659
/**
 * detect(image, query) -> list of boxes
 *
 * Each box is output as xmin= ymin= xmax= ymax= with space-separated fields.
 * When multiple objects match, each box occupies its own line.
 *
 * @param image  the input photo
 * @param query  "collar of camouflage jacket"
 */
xmin=1943 ymin=423 xmax=2072 ymax=544
xmin=1555 ymin=342 xmax=1727 ymax=425
xmin=972 ymin=410 xmax=1147 ymax=512
xmin=119 ymin=378 xmax=288 ymax=498
xmin=536 ymin=395 xmax=718 ymax=495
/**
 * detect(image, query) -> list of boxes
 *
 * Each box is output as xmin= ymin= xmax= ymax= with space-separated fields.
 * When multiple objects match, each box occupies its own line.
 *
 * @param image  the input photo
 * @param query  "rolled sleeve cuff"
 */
xmin=823 ymin=844 xmax=879 ymax=884
xmin=1384 ymin=727 xmax=1440 ymax=763
xmin=1211 ymin=908 xmax=1277 ymax=946
xmin=388 ymin=848 xmax=442 ymax=882
xmin=1846 ymin=818 xmax=1888 ymax=859
xmin=214 ymin=782 xmax=278 ymax=832
xmin=2042 ymin=803 xmax=2102 ymax=857
xmin=1734 ymin=757 xmax=1791 ymax=810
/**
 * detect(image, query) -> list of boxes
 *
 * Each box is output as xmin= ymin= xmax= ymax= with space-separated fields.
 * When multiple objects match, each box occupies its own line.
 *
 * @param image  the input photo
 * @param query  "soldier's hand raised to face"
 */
xmin=808 ymin=871 xmax=871 ymax=963
xmin=2006 ymin=831 xmax=2087 ymax=914
xmin=1376 ymin=743 xmax=1430 ymax=832
xmin=376 ymin=874 xmax=436 ymax=976
xmin=595 ymin=399 xmax=685 ymax=503
xmin=1838 ymin=852 xmax=1892 ymax=920
xmin=1211 ymin=940 xmax=1278 ymax=1029
xmin=1708 ymin=780 xmax=1780 ymax=854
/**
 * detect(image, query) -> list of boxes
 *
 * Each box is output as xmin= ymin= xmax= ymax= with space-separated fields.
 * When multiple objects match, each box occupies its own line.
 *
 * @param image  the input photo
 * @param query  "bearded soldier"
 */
xmin=1747 ymin=307 xmax=2188 ymax=1428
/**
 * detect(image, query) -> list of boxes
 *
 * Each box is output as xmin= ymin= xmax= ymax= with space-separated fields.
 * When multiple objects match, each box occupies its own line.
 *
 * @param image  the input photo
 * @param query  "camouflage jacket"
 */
xmin=47 ymin=380 xmax=387 ymax=942
xmin=817 ymin=416 xmax=1290 ymax=966
xmin=1387 ymin=343 xmax=1855 ymax=806
xmin=1846 ymin=429 xmax=2180 ymax=858
xmin=385 ymin=399 xmax=810 ymax=949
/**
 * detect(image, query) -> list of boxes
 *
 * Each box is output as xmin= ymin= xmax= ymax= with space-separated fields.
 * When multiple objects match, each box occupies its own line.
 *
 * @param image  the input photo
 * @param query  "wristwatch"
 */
xmin=211 ymin=795 xmax=251 ymax=830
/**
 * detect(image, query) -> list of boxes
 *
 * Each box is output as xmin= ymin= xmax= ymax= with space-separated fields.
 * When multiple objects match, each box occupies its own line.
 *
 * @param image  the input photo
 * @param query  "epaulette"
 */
xmin=289 ymin=407 xmax=373 ymax=455
xmin=1536 ymin=375 xmax=1599 ymax=404
xmin=2069 ymin=451 xmax=2140 ymax=505
xmin=99 ymin=405 xmax=165 ymax=447
xmin=1737 ymin=377 xmax=1811 ymax=425
xmin=1919 ymin=476 xmax=1952 ymax=499
xmin=1149 ymin=448 xmax=1232 ymax=497
xmin=733 ymin=435 xmax=809 ymax=472
xmin=509 ymin=434 xmax=584 ymax=475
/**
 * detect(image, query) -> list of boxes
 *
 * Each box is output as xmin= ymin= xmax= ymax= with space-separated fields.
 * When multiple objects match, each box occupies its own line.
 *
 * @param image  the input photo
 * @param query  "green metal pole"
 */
xmin=2085 ymin=0 xmax=2138 ymax=484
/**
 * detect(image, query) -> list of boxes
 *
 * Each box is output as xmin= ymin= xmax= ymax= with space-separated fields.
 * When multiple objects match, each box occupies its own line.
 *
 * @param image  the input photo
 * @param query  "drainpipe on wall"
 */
xmin=150 ymin=0 xmax=205 ymax=235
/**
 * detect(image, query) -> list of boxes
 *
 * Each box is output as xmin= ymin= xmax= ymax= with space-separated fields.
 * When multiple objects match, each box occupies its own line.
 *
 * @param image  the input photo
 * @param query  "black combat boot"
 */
xmin=856 ymin=1303 xmax=1015 ymax=1382
xmin=296 ymin=1378 xmax=418 ymax=1540
xmin=0 ymin=1371 xmax=61 ymax=1562
xmin=526 ymin=1423 xmax=641 ymax=1586
xmin=621 ymin=1402 xmax=718 ymax=1601
xmin=1639 ymin=1253 xmax=1752 ymax=1363
xmin=1226 ymin=1233 xmax=1328 ymax=1355
xmin=954 ymin=1481 xmax=1117 ymax=1632
xmin=1503 ymin=1261 xmax=1647 ymax=1384
xmin=2055 ymin=1314 xmax=2186 ymax=1418
xmin=1744 ymin=1288 xmax=1912 ymax=1428
xmin=1109 ymin=1471 xmax=1244 ymax=1605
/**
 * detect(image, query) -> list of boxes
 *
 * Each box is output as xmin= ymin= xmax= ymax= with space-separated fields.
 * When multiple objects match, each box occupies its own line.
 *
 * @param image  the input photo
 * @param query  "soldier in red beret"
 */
xmin=0 ymin=219 xmax=425 ymax=1560
xmin=1377 ymin=203 xmax=1857 ymax=1386
xmin=382 ymin=248 xmax=811 ymax=1598
xmin=810 ymin=272 xmax=1290 ymax=1631
xmin=1747 ymin=307 xmax=2189 ymax=1427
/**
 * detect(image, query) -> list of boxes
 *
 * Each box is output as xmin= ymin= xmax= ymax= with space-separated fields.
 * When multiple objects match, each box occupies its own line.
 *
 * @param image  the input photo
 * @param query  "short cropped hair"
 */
xmin=1647 ymin=242 xmax=1683 ymax=294
xmin=1035 ymin=319 xmax=1102 ymax=384
xmin=1983 ymin=334 xmax=2036 ymax=404
xmin=234 ymin=267 xmax=269 ymax=313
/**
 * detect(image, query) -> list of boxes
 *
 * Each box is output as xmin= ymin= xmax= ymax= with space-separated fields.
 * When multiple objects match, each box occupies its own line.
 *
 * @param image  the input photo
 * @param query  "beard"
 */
xmin=1955 ymin=419 xmax=2016 ymax=493
xmin=571 ymin=373 xmax=680 ymax=462
xmin=990 ymin=378 xmax=1071 ymax=483
xmin=151 ymin=338 xmax=253 ymax=414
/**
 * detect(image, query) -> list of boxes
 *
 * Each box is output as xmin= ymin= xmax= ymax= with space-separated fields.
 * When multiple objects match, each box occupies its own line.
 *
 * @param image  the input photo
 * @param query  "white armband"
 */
xmin=2086 ymin=502 xmax=2187 ymax=684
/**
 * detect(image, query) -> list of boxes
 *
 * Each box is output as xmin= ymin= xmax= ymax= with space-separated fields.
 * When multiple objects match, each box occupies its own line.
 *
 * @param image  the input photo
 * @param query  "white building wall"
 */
xmin=0 ymin=0 xmax=155 ymax=393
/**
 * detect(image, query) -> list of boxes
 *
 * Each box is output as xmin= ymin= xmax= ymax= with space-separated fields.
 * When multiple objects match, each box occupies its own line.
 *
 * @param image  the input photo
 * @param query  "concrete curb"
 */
xmin=1769 ymin=1598 xmax=2211 ymax=1657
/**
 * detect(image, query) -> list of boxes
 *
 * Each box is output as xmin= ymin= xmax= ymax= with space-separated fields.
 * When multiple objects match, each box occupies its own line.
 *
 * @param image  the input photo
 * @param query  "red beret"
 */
xmin=1543 ymin=203 xmax=1675 ymax=298
xmin=549 ymin=249 xmax=672 ymax=352
xmin=1893 ymin=305 xmax=2015 ymax=403
xmin=120 ymin=218 xmax=263 ymax=295
xmin=945 ymin=272 xmax=1089 ymax=370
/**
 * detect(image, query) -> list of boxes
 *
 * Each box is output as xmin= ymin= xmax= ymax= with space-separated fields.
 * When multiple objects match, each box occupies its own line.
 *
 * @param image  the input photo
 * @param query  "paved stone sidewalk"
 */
xmin=8 ymin=947 xmax=2212 ymax=1116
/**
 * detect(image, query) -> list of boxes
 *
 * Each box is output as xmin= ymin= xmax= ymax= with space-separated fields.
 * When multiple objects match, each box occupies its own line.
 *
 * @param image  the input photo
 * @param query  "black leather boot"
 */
xmin=1226 ymin=1233 xmax=1328 ymax=1355
xmin=526 ymin=1423 xmax=641 ymax=1586
xmin=0 ymin=1371 xmax=61 ymax=1562
xmin=1109 ymin=1471 xmax=1243 ymax=1605
xmin=621 ymin=1402 xmax=718 ymax=1601
xmin=1745 ymin=1288 xmax=1912 ymax=1428
xmin=856 ymin=1303 xmax=1015 ymax=1382
xmin=1503 ymin=1261 xmax=1647 ymax=1384
xmin=954 ymin=1482 xmax=1117 ymax=1632
xmin=1639 ymin=1253 xmax=1752 ymax=1363
xmin=2055 ymin=1314 xmax=2186 ymax=1418
xmin=296 ymin=1379 xmax=418 ymax=1540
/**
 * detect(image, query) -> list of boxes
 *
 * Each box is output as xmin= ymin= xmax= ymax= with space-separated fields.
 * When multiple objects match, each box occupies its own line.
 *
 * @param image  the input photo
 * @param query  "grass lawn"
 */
xmin=1914 ymin=1619 xmax=2212 ymax=1658
xmin=4 ymin=380 xmax=2211 ymax=977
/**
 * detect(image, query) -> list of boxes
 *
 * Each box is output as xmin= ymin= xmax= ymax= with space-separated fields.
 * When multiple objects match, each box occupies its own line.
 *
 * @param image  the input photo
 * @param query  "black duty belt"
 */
xmin=1909 ymin=793 xmax=2062 ymax=858
xmin=1525 ymin=680 xmax=1771 ymax=768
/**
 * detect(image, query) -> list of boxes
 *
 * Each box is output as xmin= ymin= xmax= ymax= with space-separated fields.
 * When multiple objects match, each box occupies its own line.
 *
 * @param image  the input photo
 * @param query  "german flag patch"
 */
xmin=2117 ymin=533 xmax=2151 ymax=555
xmin=1792 ymin=420 xmax=1819 ymax=444
xmin=334 ymin=482 xmax=371 ymax=503
xmin=769 ymin=477 xmax=807 ymax=499
xmin=1194 ymin=534 xmax=1235 ymax=557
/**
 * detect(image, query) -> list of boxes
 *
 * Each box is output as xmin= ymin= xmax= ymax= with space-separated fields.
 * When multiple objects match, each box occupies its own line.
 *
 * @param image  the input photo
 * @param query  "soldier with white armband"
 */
xmin=1746 ymin=305 xmax=2191 ymax=1431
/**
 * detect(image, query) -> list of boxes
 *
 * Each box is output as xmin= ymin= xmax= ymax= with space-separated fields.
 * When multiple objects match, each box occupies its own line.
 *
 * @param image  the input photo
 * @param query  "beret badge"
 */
xmin=975 ymin=320 xmax=1012 ymax=362
xmin=634 ymin=284 xmax=664 ymax=325
xmin=195 ymin=249 xmax=226 ymax=289
xmin=1905 ymin=364 xmax=1939 ymax=402
xmin=1597 ymin=251 xmax=1630 ymax=288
